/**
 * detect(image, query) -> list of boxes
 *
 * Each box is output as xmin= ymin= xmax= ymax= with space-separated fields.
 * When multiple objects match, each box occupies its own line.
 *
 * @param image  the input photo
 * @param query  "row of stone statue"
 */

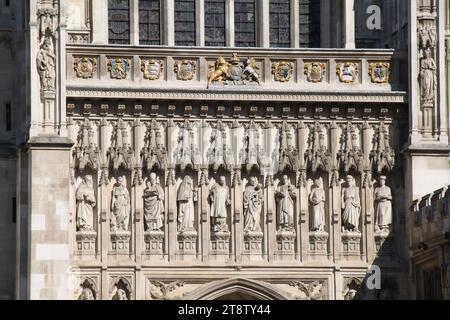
xmin=75 ymin=174 xmax=393 ymax=236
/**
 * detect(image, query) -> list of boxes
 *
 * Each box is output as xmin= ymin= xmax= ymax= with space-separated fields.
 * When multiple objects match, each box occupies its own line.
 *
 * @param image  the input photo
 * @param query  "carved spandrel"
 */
xmin=73 ymin=119 xmax=100 ymax=172
xmin=338 ymin=122 xmax=363 ymax=174
xmin=142 ymin=120 xmax=168 ymax=172
xmin=107 ymin=119 xmax=135 ymax=173
xmin=306 ymin=122 xmax=331 ymax=173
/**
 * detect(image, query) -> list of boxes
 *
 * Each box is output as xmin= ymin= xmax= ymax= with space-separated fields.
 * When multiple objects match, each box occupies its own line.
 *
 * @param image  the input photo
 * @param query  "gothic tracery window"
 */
xmin=205 ymin=0 xmax=226 ymax=47
xmin=175 ymin=0 xmax=196 ymax=46
xmin=235 ymin=0 xmax=257 ymax=47
xmin=269 ymin=0 xmax=291 ymax=48
xmin=108 ymin=0 xmax=130 ymax=45
xmin=139 ymin=0 xmax=161 ymax=45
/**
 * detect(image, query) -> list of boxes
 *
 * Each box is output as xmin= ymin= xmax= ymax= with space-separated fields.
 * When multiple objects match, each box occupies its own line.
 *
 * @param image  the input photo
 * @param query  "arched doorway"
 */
xmin=184 ymin=278 xmax=290 ymax=300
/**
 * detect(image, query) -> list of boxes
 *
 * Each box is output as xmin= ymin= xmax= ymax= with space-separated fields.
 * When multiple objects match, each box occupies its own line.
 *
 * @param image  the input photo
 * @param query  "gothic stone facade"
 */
xmin=0 ymin=0 xmax=448 ymax=300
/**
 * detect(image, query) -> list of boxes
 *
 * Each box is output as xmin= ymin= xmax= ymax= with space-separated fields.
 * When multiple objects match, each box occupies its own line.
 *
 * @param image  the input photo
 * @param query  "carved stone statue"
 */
xmin=177 ymin=176 xmax=197 ymax=232
xmin=419 ymin=48 xmax=436 ymax=103
xmin=275 ymin=175 xmax=296 ymax=231
xmin=374 ymin=176 xmax=393 ymax=232
xmin=36 ymin=36 xmax=56 ymax=92
xmin=243 ymin=177 xmax=263 ymax=232
xmin=76 ymin=175 xmax=96 ymax=231
xmin=143 ymin=173 xmax=165 ymax=231
xmin=78 ymin=287 xmax=95 ymax=300
xmin=113 ymin=288 xmax=128 ymax=300
xmin=111 ymin=177 xmax=130 ymax=232
xmin=209 ymin=176 xmax=230 ymax=232
xmin=309 ymin=178 xmax=326 ymax=232
xmin=341 ymin=175 xmax=361 ymax=233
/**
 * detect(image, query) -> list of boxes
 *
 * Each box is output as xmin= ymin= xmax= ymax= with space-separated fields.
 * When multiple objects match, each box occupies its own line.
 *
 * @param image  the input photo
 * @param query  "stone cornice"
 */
xmin=66 ymin=86 xmax=408 ymax=103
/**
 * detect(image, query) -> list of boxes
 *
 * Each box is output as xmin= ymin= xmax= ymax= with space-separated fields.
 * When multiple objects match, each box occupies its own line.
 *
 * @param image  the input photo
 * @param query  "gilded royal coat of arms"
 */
xmin=207 ymin=53 xmax=261 ymax=88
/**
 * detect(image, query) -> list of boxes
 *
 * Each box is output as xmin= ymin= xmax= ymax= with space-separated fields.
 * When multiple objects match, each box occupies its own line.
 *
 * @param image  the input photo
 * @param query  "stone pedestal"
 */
xmin=177 ymin=230 xmax=198 ymax=258
xmin=76 ymin=230 xmax=97 ymax=255
xmin=243 ymin=231 xmax=263 ymax=261
xmin=341 ymin=231 xmax=362 ymax=256
xmin=375 ymin=230 xmax=394 ymax=256
xmin=275 ymin=230 xmax=296 ymax=260
xmin=110 ymin=231 xmax=131 ymax=253
xmin=144 ymin=230 xmax=164 ymax=256
xmin=309 ymin=231 xmax=329 ymax=255
xmin=210 ymin=231 xmax=230 ymax=260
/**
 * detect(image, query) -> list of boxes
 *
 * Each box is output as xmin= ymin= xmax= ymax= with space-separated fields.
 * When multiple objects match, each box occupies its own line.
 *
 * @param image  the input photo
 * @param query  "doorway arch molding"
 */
xmin=183 ymin=278 xmax=290 ymax=300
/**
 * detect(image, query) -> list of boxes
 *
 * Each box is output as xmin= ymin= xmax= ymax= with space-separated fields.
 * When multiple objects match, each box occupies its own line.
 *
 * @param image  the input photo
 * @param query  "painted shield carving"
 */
xmin=141 ymin=59 xmax=163 ymax=80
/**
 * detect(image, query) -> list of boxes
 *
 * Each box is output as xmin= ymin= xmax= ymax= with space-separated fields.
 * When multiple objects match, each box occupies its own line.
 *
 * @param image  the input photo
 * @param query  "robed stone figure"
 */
xmin=111 ymin=177 xmax=130 ymax=231
xmin=374 ymin=176 xmax=393 ymax=231
xmin=243 ymin=177 xmax=263 ymax=232
xmin=143 ymin=173 xmax=165 ymax=231
xmin=209 ymin=176 xmax=230 ymax=232
xmin=76 ymin=175 xmax=96 ymax=231
xmin=177 ymin=176 xmax=197 ymax=232
xmin=309 ymin=178 xmax=325 ymax=232
xmin=275 ymin=175 xmax=296 ymax=231
xmin=341 ymin=175 xmax=361 ymax=233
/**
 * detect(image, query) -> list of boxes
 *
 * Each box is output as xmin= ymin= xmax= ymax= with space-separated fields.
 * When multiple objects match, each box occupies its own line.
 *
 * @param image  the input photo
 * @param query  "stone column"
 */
xmin=362 ymin=122 xmax=374 ymax=261
xmin=130 ymin=0 xmax=139 ymax=45
xmin=197 ymin=0 xmax=205 ymax=46
xmin=342 ymin=0 xmax=355 ymax=48
xmin=164 ymin=0 xmax=175 ymax=46
xmin=133 ymin=119 xmax=144 ymax=263
xmin=91 ymin=0 xmax=109 ymax=44
xmin=226 ymin=0 xmax=235 ymax=47
xmin=291 ymin=0 xmax=300 ymax=48
xmin=329 ymin=121 xmax=341 ymax=262
xmin=409 ymin=0 xmax=421 ymax=143
xmin=27 ymin=137 xmax=74 ymax=300
xmin=166 ymin=121 xmax=177 ymax=261
xmin=437 ymin=0 xmax=449 ymax=142
xmin=260 ymin=0 xmax=270 ymax=47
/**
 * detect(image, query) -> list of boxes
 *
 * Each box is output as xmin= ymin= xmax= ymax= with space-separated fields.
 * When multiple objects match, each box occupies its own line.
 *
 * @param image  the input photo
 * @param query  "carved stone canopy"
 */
xmin=73 ymin=118 xmax=100 ymax=172
xmin=107 ymin=118 xmax=135 ymax=173
xmin=141 ymin=120 xmax=168 ymax=172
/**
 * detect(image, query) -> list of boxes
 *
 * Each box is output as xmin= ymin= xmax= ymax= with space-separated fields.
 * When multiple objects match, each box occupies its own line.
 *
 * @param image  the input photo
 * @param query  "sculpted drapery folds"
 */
xmin=177 ymin=176 xmax=197 ymax=232
xmin=111 ymin=177 xmax=131 ymax=232
xmin=76 ymin=175 xmax=96 ymax=231
xmin=36 ymin=36 xmax=56 ymax=92
xmin=309 ymin=178 xmax=326 ymax=232
xmin=143 ymin=173 xmax=165 ymax=231
xmin=341 ymin=175 xmax=361 ymax=233
xmin=243 ymin=177 xmax=263 ymax=232
xmin=419 ymin=48 xmax=437 ymax=103
xmin=209 ymin=176 xmax=231 ymax=232
xmin=374 ymin=176 xmax=393 ymax=232
xmin=275 ymin=175 xmax=296 ymax=231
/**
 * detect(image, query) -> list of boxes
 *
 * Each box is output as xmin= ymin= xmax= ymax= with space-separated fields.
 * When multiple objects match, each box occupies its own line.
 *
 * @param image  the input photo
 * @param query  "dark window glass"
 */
xmin=299 ymin=0 xmax=320 ymax=48
xmin=270 ymin=0 xmax=290 ymax=48
xmin=235 ymin=0 xmax=256 ymax=47
xmin=139 ymin=0 xmax=161 ymax=45
xmin=175 ymin=0 xmax=196 ymax=46
xmin=108 ymin=0 xmax=130 ymax=44
xmin=205 ymin=0 xmax=226 ymax=46
xmin=355 ymin=0 xmax=384 ymax=48
xmin=423 ymin=267 xmax=443 ymax=300
xmin=5 ymin=103 xmax=11 ymax=131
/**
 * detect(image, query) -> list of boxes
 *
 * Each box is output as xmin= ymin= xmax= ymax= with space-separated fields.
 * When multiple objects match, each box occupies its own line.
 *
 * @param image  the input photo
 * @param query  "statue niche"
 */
xmin=243 ymin=176 xmax=264 ymax=233
xmin=76 ymin=175 xmax=96 ymax=232
xmin=110 ymin=176 xmax=130 ymax=232
xmin=177 ymin=176 xmax=198 ymax=233
xmin=143 ymin=172 xmax=165 ymax=232
xmin=374 ymin=176 xmax=393 ymax=233
xmin=209 ymin=176 xmax=231 ymax=233
xmin=341 ymin=175 xmax=361 ymax=233
xmin=275 ymin=175 xmax=296 ymax=232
